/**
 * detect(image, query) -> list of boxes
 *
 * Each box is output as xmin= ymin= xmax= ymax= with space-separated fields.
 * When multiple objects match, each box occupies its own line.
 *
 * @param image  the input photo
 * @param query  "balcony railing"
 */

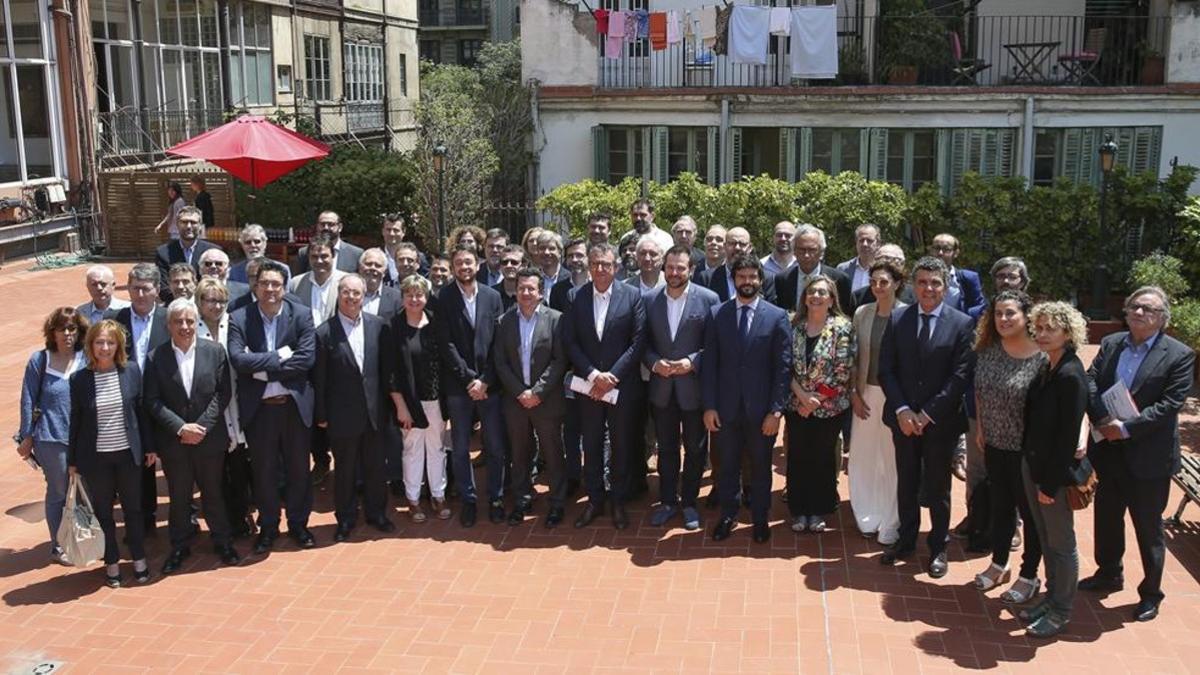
xmin=96 ymin=108 xmax=226 ymax=163
xmin=597 ymin=14 xmax=1170 ymax=89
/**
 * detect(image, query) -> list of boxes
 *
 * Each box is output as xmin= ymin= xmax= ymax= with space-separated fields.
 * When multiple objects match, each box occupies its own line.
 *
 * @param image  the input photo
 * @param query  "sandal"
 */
xmin=409 ymin=500 xmax=427 ymax=524
xmin=1016 ymin=600 xmax=1051 ymax=625
xmin=974 ymin=563 xmax=1011 ymax=591
xmin=1000 ymin=576 xmax=1041 ymax=604
xmin=1026 ymin=611 xmax=1068 ymax=638
xmin=432 ymin=498 xmax=452 ymax=520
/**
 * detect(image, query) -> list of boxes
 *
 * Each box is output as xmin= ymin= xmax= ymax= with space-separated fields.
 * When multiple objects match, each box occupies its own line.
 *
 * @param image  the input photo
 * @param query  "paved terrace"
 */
xmin=0 ymin=259 xmax=1197 ymax=674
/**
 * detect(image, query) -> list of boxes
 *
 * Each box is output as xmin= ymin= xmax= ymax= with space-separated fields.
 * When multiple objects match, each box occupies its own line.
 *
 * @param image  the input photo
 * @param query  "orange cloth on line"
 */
xmin=649 ymin=12 xmax=668 ymax=51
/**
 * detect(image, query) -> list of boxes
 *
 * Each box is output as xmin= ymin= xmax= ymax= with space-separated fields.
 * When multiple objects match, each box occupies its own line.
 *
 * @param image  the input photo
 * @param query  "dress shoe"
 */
xmin=289 ymin=527 xmax=316 ymax=549
xmin=752 ymin=521 xmax=770 ymax=543
xmin=508 ymin=502 xmax=531 ymax=526
xmin=704 ymin=492 xmax=719 ymax=509
xmin=649 ymin=504 xmax=679 ymax=527
xmin=489 ymin=500 xmax=506 ymax=524
xmin=253 ymin=531 xmax=277 ymax=555
xmin=879 ymin=546 xmax=914 ymax=565
xmin=217 ymin=545 xmax=241 ymax=566
xmin=928 ymin=551 xmax=949 ymax=579
xmin=311 ymin=462 xmax=331 ymax=485
xmin=368 ymin=517 xmax=396 ymax=533
xmin=161 ymin=547 xmax=190 ymax=575
xmin=334 ymin=522 xmax=354 ymax=542
xmin=1078 ymin=573 xmax=1124 ymax=592
xmin=574 ymin=503 xmax=602 ymax=528
xmin=612 ymin=504 xmax=629 ymax=530
xmin=1026 ymin=611 xmax=1068 ymax=638
xmin=1133 ymin=599 xmax=1160 ymax=622
xmin=545 ymin=507 xmax=564 ymax=529
xmin=460 ymin=502 xmax=478 ymax=528
xmin=711 ymin=516 xmax=736 ymax=542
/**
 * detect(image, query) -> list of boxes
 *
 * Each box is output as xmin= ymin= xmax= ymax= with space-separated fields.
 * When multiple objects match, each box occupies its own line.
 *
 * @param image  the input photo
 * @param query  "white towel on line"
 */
xmin=667 ymin=10 xmax=682 ymax=44
xmin=729 ymin=5 xmax=770 ymax=65
xmin=790 ymin=5 xmax=839 ymax=79
xmin=769 ymin=7 xmax=791 ymax=36
xmin=697 ymin=6 xmax=717 ymax=45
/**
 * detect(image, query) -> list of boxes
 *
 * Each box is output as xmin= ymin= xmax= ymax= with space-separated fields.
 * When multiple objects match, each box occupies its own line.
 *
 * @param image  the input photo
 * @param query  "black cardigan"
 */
xmin=1022 ymin=350 xmax=1088 ymax=497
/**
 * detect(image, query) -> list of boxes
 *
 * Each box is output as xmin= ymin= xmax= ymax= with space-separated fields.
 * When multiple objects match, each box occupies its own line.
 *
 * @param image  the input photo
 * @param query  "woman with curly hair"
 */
xmin=445 ymin=224 xmax=487 ymax=260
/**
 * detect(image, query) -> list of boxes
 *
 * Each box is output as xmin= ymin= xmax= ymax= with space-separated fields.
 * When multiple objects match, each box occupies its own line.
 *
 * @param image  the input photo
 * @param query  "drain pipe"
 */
xmin=720 ymin=98 xmax=731 ymax=184
xmin=1022 ymin=96 xmax=1035 ymax=188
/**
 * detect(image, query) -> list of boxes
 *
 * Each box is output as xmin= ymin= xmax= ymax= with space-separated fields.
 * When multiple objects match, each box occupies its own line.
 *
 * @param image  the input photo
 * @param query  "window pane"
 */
xmin=911 ymin=131 xmax=937 ymax=190
xmin=0 ymin=5 xmax=9 ymax=57
xmin=198 ymin=0 xmax=217 ymax=47
xmin=159 ymin=0 xmax=180 ymax=45
xmin=608 ymin=128 xmax=628 ymax=183
xmin=1033 ymin=130 xmax=1057 ymax=186
xmin=16 ymin=65 xmax=53 ymax=179
xmin=202 ymin=50 xmax=221 ymax=110
xmin=257 ymin=50 xmax=272 ymax=104
xmin=811 ymin=129 xmax=833 ymax=174
xmin=667 ymin=128 xmax=688 ymax=179
xmin=141 ymin=0 xmax=159 ymax=44
xmin=179 ymin=0 xmax=199 ymax=46
xmin=839 ymin=131 xmax=861 ymax=174
xmin=10 ymin=0 xmax=43 ymax=59
xmin=229 ymin=52 xmax=242 ymax=105
xmin=0 ymin=68 xmax=19 ymax=181
xmin=162 ymin=49 xmax=184 ymax=109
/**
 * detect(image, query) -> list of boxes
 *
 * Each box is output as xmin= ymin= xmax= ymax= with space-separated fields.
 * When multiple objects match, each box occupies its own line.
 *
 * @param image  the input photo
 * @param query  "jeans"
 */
xmin=33 ymin=441 xmax=69 ymax=547
xmin=1022 ymin=459 xmax=1078 ymax=617
xmin=446 ymin=393 xmax=507 ymax=504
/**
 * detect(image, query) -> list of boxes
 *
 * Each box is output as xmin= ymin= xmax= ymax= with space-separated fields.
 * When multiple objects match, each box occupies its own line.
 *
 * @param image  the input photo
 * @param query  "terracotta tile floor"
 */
xmin=1 ymin=258 xmax=1199 ymax=674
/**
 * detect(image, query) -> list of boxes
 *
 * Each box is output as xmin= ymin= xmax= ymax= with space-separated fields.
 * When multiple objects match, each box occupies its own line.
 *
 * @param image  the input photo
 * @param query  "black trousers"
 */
xmin=785 ymin=411 xmax=844 ymax=518
xmin=223 ymin=443 xmax=253 ymax=526
xmin=161 ymin=445 xmax=232 ymax=549
xmin=247 ymin=399 xmax=312 ymax=533
xmin=1092 ymin=451 xmax=1171 ymax=603
xmin=563 ymin=396 xmax=582 ymax=482
xmin=311 ymin=425 xmax=331 ymax=469
xmin=505 ymin=400 xmax=567 ymax=508
xmin=330 ymin=428 xmax=388 ymax=525
xmin=84 ymin=449 xmax=146 ymax=565
xmin=894 ymin=426 xmax=956 ymax=555
xmin=627 ymin=385 xmax=651 ymax=492
xmin=653 ymin=402 xmax=707 ymax=508
xmin=716 ymin=410 xmax=776 ymax=524
xmin=579 ymin=396 xmax=635 ymax=505
xmin=141 ymin=462 xmax=158 ymax=526
xmin=986 ymin=447 xmax=1041 ymax=579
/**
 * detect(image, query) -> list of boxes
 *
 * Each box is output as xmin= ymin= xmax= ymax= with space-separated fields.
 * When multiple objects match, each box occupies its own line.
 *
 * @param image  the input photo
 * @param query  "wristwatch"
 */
xmin=772 ymin=411 xmax=783 ymax=419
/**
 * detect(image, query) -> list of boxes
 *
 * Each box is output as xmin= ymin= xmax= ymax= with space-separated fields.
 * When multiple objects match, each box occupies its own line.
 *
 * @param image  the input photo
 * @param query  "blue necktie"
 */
xmin=919 ymin=313 xmax=932 ymax=344
xmin=739 ymin=305 xmax=750 ymax=340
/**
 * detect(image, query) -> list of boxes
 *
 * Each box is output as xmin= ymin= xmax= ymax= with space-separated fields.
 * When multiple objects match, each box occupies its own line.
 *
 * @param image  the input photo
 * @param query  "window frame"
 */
xmin=229 ymin=1 xmax=273 ymax=107
xmin=303 ymin=34 xmax=332 ymax=102
xmin=1 ymin=0 xmax=65 ymax=186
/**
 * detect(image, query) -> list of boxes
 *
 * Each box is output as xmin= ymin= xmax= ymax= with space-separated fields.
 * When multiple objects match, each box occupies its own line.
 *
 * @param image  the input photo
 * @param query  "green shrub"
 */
xmin=1128 ymin=251 xmax=1190 ymax=300
xmin=1169 ymin=298 xmax=1200 ymax=351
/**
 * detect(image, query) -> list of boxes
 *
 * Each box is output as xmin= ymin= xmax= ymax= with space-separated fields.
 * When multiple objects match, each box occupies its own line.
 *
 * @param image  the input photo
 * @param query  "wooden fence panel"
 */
xmin=100 ymin=169 xmax=237 ymax=258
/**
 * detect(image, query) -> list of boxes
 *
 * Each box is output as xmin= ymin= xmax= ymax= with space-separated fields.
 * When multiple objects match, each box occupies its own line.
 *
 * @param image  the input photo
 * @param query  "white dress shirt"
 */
xmin=130 ymin=309 xmax=154 ymax=370
xmin=338 ymin=312 xmax=365 ymax=371
xmin=259 ymin=308 xmax=290 ymax=399
xmin=172 ymin=338 xmax=197 ymax=397
xmin=181 ymin=243 xmax=197 ymax=265
xmin=665 ymin=284 xmax=689 ymax=341
xmin=593 ymin=285 xmax=613 ymax=340
xmin=916 ymin=302 xmax=945 ymax=340
xmin=518 ymin=308 xmax=538 ymax=386
xmin=309 ymin=274 xmax=335 ymax=326
xmin=735 ymin=295 xmax=761 ymax=335
xmin=363 ymin=290 xmax=382 ymax=316
xmin=458 ymin=281 xmax=478 ymax=328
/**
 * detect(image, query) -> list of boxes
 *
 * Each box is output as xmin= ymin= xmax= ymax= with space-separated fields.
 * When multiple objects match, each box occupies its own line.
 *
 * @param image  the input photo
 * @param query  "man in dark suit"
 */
xmin=702 ymin=255 xmax=791 ymax=543
xmin=877 ymin=256 xmax=976 ymax=577
xmin=477 ymin=228 xmax=509 ymax=287
xmin=199 ymin=248 xmax=251 ymax=307
xmin=227 ymin=257 xmax=304 ymax=313
xmin=228 ymin=224 xmax=291 ymax=285
xmin=494 ymin=268 xmax=570 ymax=527
xmin=1081 ymin=286 xmax=1196 ymax=622
xmin=930 ymin=233 xmax=985 ymax=318
xmin=646 ymin=246 xmax=719 ymax=531
xmin=492 ymin=245 xmax=525 ymax=312
xmin=227 ymin=260 xmax=318 ymax=554
xmin=384 ymin=241 xmax=428 ymax=288
xmin=144 ymin=299 xmax=240 ymax=573
xmin=155 ymin=206 xmax=218 ymax=303
xmin=109 ymin=262 xmax=170 ymax=534
xmin=536 ymin=231 xmax=572 ymax=293
xmin=563 ymin=243 xmax=646 ymax=530
xmin=382 ymin=215 xmax=430 ymax=286
xmin=549 ymin=239 xmax=589 ymax=313
xmin=836 ymin=224 xmax=881 ymax=295
xmin=691 ymin=225 xmax=726 ymax=287
xmin=313 ymin=275 xmax=397 ymax=542
xmin=549 ymin=238 xmax=591 ymax=497
xmin=706 ymin=226 xmax=776 ymax=304
xmin=167 ymin=263 xmax=198 ymax=301
xmin=357 ymin=248 xmax=403 ymax=322
xmin=296 ymin=210 xmax=365 ymax=275
xmin=438 ymin=245 xmax=508 ymax=527
xmin=774 ymin=224 xmax=853 ymax=315
xmin=670 ymin=216 xmax=706 ymax=268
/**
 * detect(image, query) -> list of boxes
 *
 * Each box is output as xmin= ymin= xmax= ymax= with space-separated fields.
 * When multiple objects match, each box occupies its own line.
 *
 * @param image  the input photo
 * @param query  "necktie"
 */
xmin=919 ymin=313 xmax=932 ymax=344
xmin=739 ymin=305 xmax=750 ymax=340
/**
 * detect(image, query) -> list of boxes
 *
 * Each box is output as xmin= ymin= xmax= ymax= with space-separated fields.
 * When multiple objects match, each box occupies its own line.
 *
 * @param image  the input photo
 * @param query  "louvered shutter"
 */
xmin=729 ymin=127 xmax=744 ymax=181
xmin=779 ymin=128 xmax=796 ymax=182
xmin=867 ymin=128 xmax=888 ymax=181
xmin=592 ymin=125 xmax=609 ymax=182
xmin=651 ymin=126 xmax=669 ymax=184
xmin=706 ymin=126 xmax=720 ymax=184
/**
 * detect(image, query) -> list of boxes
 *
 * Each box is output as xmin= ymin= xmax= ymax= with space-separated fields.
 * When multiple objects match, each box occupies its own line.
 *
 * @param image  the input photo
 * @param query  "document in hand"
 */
xmin=1091 ymin=380 xmax=1140 ymax=441
xmin=569 ymin=375 xmax=620 ymax=404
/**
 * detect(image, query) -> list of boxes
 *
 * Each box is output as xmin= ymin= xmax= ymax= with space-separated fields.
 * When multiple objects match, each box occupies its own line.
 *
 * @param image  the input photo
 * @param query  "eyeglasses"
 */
xmin=59 ymin=326 xmax=79 ymax=333
xmin=795 ymin=247 xmax=821 ymax=255
xmin=994 ymin=272 xmax=1022 ymax=282
xmin=806 ymin=288 xmax=831 ymax=297
xmin=501 ymin=259 xmax=522 ymax=266
xmin=201 ymin=297 xmax=227 ymax=306
xmin=201 ymin=260 xmax=225 ymax=267
xmin=931 ymin=245 xmax=956 ymax=253
xmin=1127 ymin=303 xmax=1165 ymax=315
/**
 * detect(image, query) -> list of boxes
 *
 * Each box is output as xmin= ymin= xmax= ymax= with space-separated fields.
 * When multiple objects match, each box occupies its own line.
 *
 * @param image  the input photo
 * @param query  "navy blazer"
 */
xmin=563 ymin=280 xmax=646 ymax=387
xmin=68 ymin=364 xmax=152 ymax=472
xmin=774 ymin=263 xmax=854 ymax=316
xmin=435 ymin=281 xmax=504 ymax=394
xmin=143 ymin=339 xmax=231 ymax=453
xmin=951 ymin=268 xmax=986 ymax=318
xmin=108 ymin=306 xmax=170 ymax=365
xmin=706 ymin=264 xmax=778 ymax=306
xmin=313 ymin=312 xmax=393 ymax=437
xmin=877 ymin=303 xmax=976 ymax=435
xmin=701 ymin=298 xmax=792 ymax=421
xmin=549 ymin=276 xmax=582 ymax=313
xmin=643 ymin=283 xmax=720 ymax=410
xmin=226 ymin=301 xmax=317 ymax=427
xmin=155 ymin=238 xmax=220 ymax=302
xmin=1086 ymin=331 xmax=1196 ymax=480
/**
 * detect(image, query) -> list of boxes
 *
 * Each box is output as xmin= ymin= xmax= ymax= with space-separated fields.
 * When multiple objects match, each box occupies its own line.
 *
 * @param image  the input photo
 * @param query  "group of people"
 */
xmin=16 ymin=199 xmax=1194 ymax=638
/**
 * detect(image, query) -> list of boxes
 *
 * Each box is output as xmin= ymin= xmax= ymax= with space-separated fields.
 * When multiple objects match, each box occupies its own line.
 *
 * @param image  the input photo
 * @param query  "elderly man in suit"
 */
xmin=313 ymin=274 xmax=396 ymax=542
xmin=290 ymin=232 xmax=345 ymax=327
xmin=563 ymin=243 xmax=646 ymax=530
xmin=703 ymin=255 xmax=792 ymax=543
xmin=929 ymin=233 xmax=985 ymax=318
xmin=494 ymin=268 xmax=570 ymax=527
xmin=438 ymin=244 xmax=507 ymax=527
xmin=670 ymin=216 xmax=705 ymax=268
xmin=296 ymin=210 xmax=364 ymax=275
xmin=706 ymin=226 xmax=777 ymax=305
xmin=775 ymin=224 xmax=853 ymax=315
xmin=1080 ymin=286 xmax=1196 ymax=622
xmin=646 ymin=245 xmax=719 ymax=531
xmin=837 ymin=224 xmax=881 ymax=294
xmin=109 ymin=262 xmax=169 ymax=534
xmin=155 ymin=206 xmax=218 ymax=303
xmin=144 ymin=298 xmax=240 ymax=573
xmin=77 ymin=264 xmax=129 ymax=325
xmin=357 ymin=248 xmax=403 ymax=321
xmin=228 ymin=224 xmax=290 ymax=284
xmin=877 ymin=256 xmax=976 ymax=578
xmin=227 ymin=260 xmax=318 ymax=554
xmin=199 ymin=248 xmax=251 ymax=307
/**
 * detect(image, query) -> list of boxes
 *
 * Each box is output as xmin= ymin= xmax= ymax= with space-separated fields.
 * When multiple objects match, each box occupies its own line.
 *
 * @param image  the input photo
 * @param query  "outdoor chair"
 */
xmin=1059 ymin=27 xmax=1105 ymax=85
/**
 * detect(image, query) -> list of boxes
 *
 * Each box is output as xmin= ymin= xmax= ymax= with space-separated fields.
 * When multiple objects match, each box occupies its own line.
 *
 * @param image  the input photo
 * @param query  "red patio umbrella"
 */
xmin=165 ymin=115 xmax=330 ymax=188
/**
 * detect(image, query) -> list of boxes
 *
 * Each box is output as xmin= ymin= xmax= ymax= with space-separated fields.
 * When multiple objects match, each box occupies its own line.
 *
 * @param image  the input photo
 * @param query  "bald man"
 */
xmin=705 ymin=226 xmax=777 ymax=305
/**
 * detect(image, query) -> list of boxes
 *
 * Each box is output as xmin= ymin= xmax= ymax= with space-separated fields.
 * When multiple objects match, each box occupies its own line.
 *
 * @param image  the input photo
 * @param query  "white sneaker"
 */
xmin=790 ymin=516 xmax=807 ymax=532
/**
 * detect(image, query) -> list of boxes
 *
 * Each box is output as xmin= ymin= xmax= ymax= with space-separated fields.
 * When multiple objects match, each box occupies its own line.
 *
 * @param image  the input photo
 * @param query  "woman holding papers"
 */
xmin=1018 ymin=302 xmax=1089 ymax=637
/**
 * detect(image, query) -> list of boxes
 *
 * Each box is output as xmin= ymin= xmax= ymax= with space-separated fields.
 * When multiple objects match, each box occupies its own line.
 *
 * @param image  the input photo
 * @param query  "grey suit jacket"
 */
xmin=642 ymin=283 xmax=720 ymax=410
xmin=493 ymin=304 xmax=568 ymax=418
xmin=296 ymin=241 xmax=365 ymax=275
xmin=288 ymin=270 xmax=345 ymax=325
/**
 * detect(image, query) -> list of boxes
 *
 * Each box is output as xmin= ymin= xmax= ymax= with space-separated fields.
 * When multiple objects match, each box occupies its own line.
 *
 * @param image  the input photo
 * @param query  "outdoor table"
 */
xmin=1003 ymin=41 xmax=1061 ymax=84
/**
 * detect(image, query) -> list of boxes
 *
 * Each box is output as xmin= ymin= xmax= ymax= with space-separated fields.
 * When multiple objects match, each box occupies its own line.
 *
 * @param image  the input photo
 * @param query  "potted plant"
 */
xmin=878 ymin=0 xmax=951 ymax=85
xmin=836 ymin=44 xmax=869 ymax=85
xmin=1139 ymin=43 xmax=1165 ymax=85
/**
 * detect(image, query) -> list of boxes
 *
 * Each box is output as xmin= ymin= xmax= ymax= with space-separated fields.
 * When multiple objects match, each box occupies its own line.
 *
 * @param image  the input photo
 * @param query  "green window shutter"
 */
xmin=857 ymin=129 xmax=871 ymax=175
xmin=798 ymin=127 xmax=813 ymax=177
xmin=640 ymin=126 xmax=653 ymax=189
xmin=867 ymin=128 xmax=888 ymax=181
xmin=1062 ymin=128 xmax=1099 ymax=186
xmin=729 ymin=127 xmax=744 ymax=182
xmin=706 ymin=126 xmax=720 ymax=185
xmin=1130 ymin=127 xmax=1162 ymax=176
xmin=651 ymin=126 xmax=669 ymax=184
xmin=779 ymin=128 xmax=796 ymax=182
xmin=937 ymin=128 xmax=957 ymax=196
xmin=592 ymin=125 xmax=609 ymax=182
xmin=996 ymin=128 xmax=1016 ymax=177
